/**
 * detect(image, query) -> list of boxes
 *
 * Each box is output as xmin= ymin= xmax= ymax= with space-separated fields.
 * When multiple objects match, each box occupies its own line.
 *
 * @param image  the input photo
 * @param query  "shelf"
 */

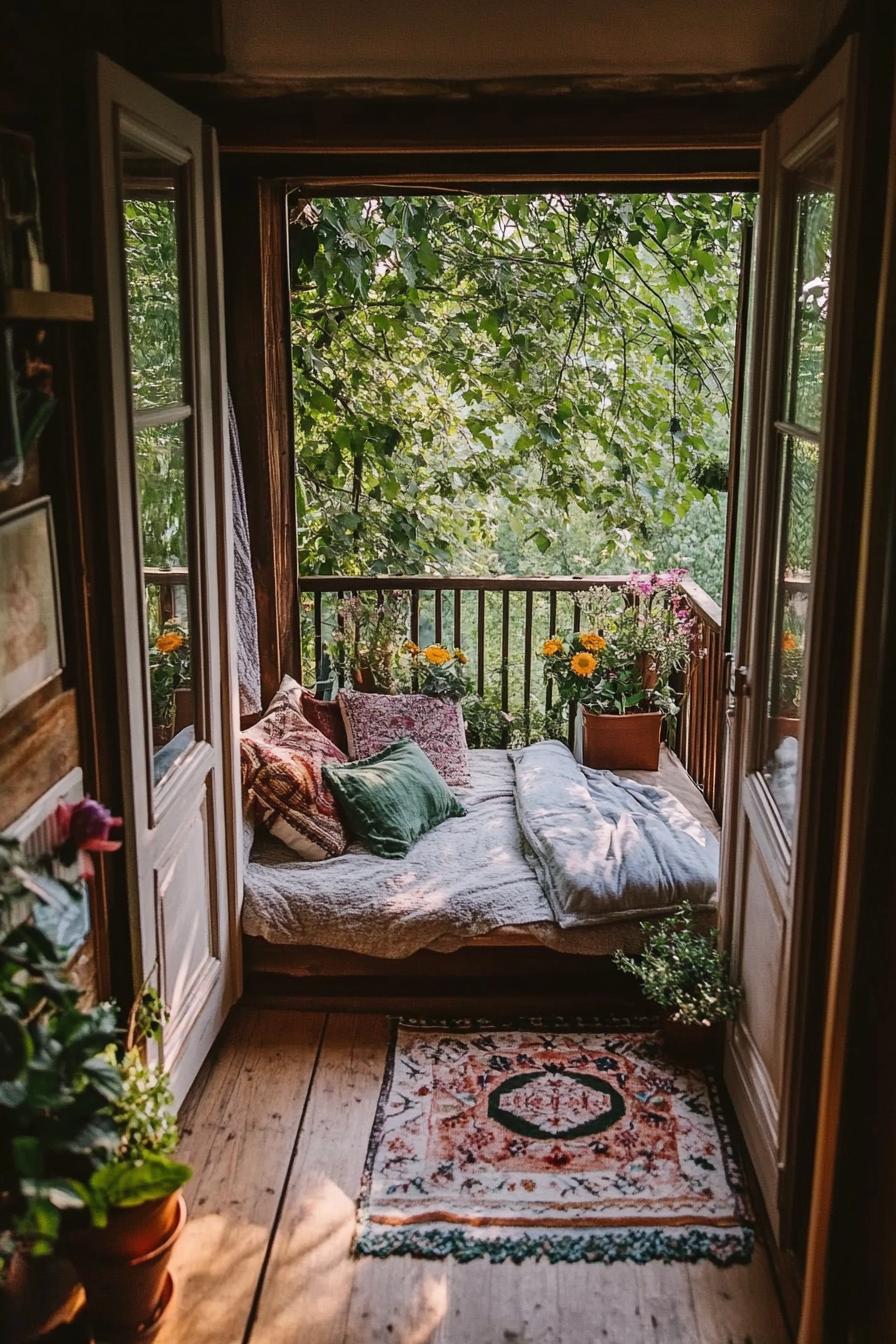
xmin=1 ymin=289 xmax=94 ymax=323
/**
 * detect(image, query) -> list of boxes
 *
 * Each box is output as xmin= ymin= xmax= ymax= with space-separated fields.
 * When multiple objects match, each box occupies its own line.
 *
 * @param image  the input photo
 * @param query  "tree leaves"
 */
xmin=287 ymin=191 xmax=750 ymax=577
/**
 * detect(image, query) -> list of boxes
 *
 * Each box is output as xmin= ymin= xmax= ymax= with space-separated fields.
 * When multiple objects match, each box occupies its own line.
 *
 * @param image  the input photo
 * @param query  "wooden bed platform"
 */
xmin=243 ymin=747 xmax=721 ymax=1010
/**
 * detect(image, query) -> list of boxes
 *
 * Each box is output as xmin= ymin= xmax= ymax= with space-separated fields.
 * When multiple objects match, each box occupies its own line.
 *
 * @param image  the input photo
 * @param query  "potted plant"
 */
xmin=148 ymin=621 xmax=190 ymax=747
xmin=770 ymin=625 xmax=802 ymax=747
xmin=329 ymin=591 xmax=409 ymax=693
xmin=614 ymin=908 xmax=743 ymax=1064
xmin=539 ymin=569 xmax=702 ymax=770
xmin=0 ymin=827 xmax=190 ymax=1343
xmin=61 ymin=988 xmax=191 ymax=1343
xmin=400 ymin=641 xmax=472 ymax=701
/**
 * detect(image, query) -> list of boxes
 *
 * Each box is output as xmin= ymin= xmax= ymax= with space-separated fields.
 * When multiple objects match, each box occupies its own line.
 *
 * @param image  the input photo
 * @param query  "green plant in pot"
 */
xmin=148 ymin=620 xmax=190 ymax=746
xmin=614 ymin=908 xmax=742 ymax=1063
xmin=0 ymin=824 xmax=190 ymax=1343
xmin=539 ymin=570 xmax=702 ymax=770
xmin=62 ymin=987 xmax=191 ymax=1342
xmin=329 ymin=590 xmax=409 ymax=693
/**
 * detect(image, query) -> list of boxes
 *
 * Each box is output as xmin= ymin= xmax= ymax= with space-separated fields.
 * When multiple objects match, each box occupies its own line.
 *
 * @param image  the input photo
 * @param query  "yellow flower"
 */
xmin=403 ymin=640 xmax=420 ymax=655
xmin=570 ymin=651 xmax=597 ymax=678
xmin=422 ymin=644 xmax=451 ymax=666
xmin=155 ymin=632 xmax=184 ymax=654
xmin=454 ymin=648 xmax=468 ymax=665
xmin=781 ymin=631 xmax=798 ymax=653
xmin=542 ymin=636 xmax=564 ymax=657
xmin=578 ymin=631 xmax=607 ymax=653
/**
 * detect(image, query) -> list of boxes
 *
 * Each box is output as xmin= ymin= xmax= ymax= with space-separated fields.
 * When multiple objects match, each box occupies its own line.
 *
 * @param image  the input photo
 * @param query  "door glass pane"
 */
xmin=122 ymin=168 xmax=183 ymax=410
xmin=762 ymin=435 xmax=818 ymax=832
xmin=761 ymin=138 xmax=835 ymax=838
xmin=121 ymin=136 xmax=196 ymax=789
xmin=785 ymin=147 xmax=835 ymax=433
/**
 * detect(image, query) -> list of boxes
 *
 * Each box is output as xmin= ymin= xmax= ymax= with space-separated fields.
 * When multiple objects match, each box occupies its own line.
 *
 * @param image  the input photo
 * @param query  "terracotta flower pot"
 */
xmin=63 ymin=1193 xmax=186 ymax=1343
xmin=661 ymin=1015 xmax=724 ymax=1067
xmin=581 ymin=708 xmax=663 ymax=770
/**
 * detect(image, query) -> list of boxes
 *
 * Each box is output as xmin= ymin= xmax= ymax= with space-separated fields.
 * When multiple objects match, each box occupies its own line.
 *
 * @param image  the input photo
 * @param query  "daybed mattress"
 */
xmin=242 ymin=749 xmax=717 ymax=959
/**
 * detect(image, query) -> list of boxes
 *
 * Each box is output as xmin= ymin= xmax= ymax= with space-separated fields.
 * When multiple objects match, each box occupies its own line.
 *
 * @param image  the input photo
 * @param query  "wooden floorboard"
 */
xmin=157 ymin=1007 xmax=326 ymax=1344
xmin=165 ymin=1007 xmax=790 ymax=1344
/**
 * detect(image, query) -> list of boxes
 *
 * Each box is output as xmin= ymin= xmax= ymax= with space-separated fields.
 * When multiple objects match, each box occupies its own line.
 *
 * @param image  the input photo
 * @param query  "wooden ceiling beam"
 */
xmin=163 ymin=85 xmax=788 ymax=157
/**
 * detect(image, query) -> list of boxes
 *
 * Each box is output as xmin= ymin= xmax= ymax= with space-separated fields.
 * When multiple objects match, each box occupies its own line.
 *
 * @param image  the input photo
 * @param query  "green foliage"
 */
xmin=148 ymin=621 xmax=190 ymax=730
xmin=0 ymin=841 xmax=189 ymax=1270
xmin=291 ymin=191 xmax=750 ymax=576
xmin=614 ymin=908 xmax=743 ymax=1026
xmin=329 ymin=591 xmax=410 ymax=692
xmin=402 ymin=644 xmax=472 ymax=702
xmin=0 ymin=838 xmax=122 ymax=1262
xmin=539 ymin=573 xmax=699 ymax=719
xmin=123 ymin=197 xmax=182 ymax=412
xmin=88 ymin=1154 xmax=191 ymax=1216
xmin=461 ymin=693 xmax=515 ymax=749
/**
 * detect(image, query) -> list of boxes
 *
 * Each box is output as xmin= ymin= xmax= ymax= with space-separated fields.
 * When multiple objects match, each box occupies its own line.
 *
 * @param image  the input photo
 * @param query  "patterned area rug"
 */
xmin=354 ymin=1018 xmax=753 ymax=1266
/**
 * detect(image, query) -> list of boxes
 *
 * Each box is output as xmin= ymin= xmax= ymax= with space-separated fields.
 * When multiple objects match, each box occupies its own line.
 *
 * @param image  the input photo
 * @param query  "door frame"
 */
xmin=90 ymin=53 xmax=241 ymax=1098
xmin=720 ymin=26 xmax=893 ymax=1282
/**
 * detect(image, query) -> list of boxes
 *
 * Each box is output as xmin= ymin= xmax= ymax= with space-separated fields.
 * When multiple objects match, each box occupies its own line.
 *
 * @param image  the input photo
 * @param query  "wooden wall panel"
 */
xmin=0 ymin=688 xmax=78 ymax=831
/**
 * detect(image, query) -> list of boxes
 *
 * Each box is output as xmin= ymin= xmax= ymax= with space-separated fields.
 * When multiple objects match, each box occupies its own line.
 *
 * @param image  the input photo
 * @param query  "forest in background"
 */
xmin=289 ymin=192 xmax=753 ymax=601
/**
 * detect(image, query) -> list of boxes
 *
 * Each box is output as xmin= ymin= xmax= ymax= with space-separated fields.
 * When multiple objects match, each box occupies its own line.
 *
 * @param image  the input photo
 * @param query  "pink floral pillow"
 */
xmin=241 ymin=676 xmax=347 ymax=859
xmin=337 ymin=690 xmax=470 ymax=787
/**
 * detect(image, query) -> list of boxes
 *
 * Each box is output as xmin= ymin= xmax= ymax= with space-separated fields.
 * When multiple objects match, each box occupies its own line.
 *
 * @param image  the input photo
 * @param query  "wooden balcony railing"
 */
xmin=297 ymin=574 xmax=726 ymax=818
xmin=144 ymin=565 xmax=188 ymax=634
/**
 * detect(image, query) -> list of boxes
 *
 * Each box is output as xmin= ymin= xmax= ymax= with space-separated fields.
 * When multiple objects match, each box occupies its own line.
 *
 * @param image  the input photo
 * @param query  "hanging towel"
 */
xmin=228 ymin=389 xmax=262 ymax=714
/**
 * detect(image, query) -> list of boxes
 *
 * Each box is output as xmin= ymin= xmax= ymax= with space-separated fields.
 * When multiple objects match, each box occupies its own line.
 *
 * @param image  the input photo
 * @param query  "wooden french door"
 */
xmin=93 ymin=56 xmax=240 ymax=1103
xmin=721 ymin=40 xmax=863 ymax=1243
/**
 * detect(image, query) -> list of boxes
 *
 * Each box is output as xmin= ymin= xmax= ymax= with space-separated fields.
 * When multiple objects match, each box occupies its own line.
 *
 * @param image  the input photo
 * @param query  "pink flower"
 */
xmin=55 ymin=798 xmax=123 ymax=872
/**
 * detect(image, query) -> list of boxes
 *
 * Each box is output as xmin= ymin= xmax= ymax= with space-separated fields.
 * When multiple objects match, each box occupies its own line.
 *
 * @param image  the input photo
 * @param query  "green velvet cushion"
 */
xmin=322 ymin=738 xmax=466 ymax=859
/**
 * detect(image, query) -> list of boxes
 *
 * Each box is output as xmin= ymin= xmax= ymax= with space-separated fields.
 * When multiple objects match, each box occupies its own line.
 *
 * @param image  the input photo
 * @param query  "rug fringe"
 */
xmin=354 ymin=1223 xmax=755 ymax=1267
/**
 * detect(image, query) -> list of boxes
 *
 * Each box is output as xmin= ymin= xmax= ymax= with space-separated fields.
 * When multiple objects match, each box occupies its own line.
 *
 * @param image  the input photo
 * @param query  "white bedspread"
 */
xmin=242 ymin=750 xmax=551 ymax=956
xmin=241 ymin=749 xmax=716 ymax=958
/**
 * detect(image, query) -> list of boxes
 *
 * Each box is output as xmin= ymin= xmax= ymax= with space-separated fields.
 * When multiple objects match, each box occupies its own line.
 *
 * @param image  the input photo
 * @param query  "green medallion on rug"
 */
xmin=354 ymin=1018 xmax=754 ymax=1267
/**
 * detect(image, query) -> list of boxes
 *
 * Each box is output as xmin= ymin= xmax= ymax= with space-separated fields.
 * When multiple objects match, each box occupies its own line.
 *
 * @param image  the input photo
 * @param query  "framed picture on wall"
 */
xmin=0 ymin=496 xmax=64 ymax=715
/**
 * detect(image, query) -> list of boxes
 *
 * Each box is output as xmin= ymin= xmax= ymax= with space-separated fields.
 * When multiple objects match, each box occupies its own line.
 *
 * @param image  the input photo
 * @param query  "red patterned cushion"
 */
xmin=300 ymin=688 xmax=349 ymax=754
xmin=241 ymin=676 xmax=347 ymax=859
xmin=337 ymin=690 xmax=470 ymax=787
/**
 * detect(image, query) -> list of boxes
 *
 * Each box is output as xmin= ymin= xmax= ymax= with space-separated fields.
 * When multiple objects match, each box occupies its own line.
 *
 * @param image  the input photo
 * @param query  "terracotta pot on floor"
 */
xmin=582 ymin=708 xmax=663 ymax=770
xmin=63 ymin=1193 xmax=186 ymax=1343
xmin=661 ymin=1015 xmax=724 ymax=1068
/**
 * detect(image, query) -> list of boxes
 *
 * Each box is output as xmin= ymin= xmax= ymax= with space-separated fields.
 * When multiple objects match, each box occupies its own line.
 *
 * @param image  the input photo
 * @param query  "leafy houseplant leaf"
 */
xmin=90 ymin=1155 xmax=192 ymax=1210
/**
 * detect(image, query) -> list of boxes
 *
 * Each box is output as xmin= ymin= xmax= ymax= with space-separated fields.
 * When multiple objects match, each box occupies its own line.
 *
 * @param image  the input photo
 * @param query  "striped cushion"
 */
xmin=240 ymin=676 xmax=347 ymax=860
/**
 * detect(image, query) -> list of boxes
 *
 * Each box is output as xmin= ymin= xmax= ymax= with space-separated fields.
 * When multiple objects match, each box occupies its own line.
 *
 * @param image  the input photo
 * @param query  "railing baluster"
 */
xmin=501 ymin=589 xmax=510 ymax=714
xmin=568 ymin=594 xmax=581 ymax=747
xmin=523 ymin=590 xmax=533 ymax=742
xmin=410 ymin=590 xmax=419 ymax=646
xmin=546 ymin=590 xmax=557 ymax=715
xmin=291 ymin=574 xmax=725 ymax=818
xmin=313 ymin=591 xmax=323 ymax=683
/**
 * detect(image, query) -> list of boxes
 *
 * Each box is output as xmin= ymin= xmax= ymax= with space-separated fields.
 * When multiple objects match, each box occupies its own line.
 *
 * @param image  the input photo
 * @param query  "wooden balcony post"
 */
xmin=220 ymin=171 xmax=298 ymax=705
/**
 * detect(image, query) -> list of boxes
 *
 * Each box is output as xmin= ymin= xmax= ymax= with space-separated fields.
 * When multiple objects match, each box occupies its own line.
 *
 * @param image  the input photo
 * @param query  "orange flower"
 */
xmin=155 ymin=632 xmax=184 ymax=654
xmin=542 ymin=636 xmax=563 ymax=657
xmin=422 ymin=644 xmax=451 ymax=666
xmin=570 ymin=651 xmax=597 ymax=678
xmin=781 ymin=631 xmax=798 ymax=653
xmin=403 ymin=640 xmax=420 ymax=655
xmin=578 ymin=631 xmax=607 ymax=654
xmin=454 ymin=648 xmax=468 ymax=665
